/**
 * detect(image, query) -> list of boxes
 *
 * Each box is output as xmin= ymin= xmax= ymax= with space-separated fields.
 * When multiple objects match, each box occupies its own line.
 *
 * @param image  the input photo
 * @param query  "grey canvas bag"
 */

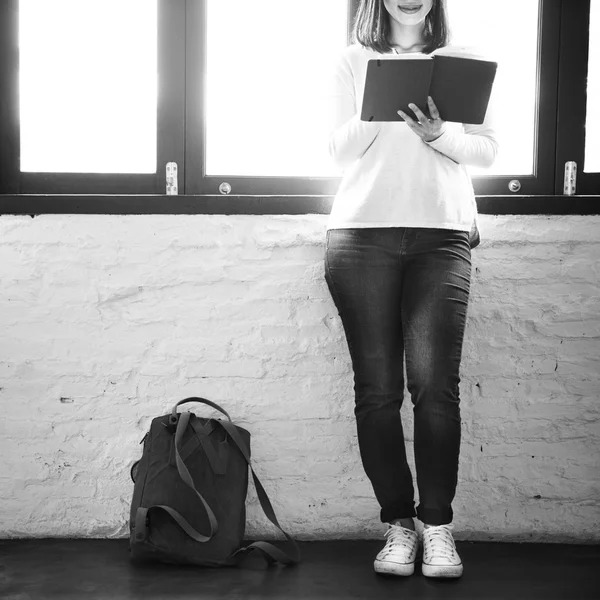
xmin=129 ymin=397 xmax=300 ymax=567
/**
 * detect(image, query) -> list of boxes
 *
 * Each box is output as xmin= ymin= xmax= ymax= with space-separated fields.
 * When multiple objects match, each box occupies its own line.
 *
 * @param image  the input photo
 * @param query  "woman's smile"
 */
xmin=384 ymin=0 xmax=433 ymax=26
xmin=398 ymin=4 xmax=423 ymax=14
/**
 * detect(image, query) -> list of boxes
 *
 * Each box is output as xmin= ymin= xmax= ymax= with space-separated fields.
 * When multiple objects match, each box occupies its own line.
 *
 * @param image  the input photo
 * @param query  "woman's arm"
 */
xmin=425 ymin=118 xmax=498 ymax=167
xmin=399 ymin=93 xmax=499 ymax=168
xmin=327 ymin=53 xmax=383 ymax=170
xmin=425 ymin=95 xmax=499 ymax=167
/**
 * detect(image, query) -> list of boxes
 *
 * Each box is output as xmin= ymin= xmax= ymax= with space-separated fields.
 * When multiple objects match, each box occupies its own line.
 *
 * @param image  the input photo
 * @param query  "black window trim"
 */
xmin=555 ymin=0 xmax=599 ymax=195
xmin=0 ymin=194 xmax=598 ymax=216
xmin=0 ymin=0 xmax=599 ymax=215
xmin=1 ymin=0 xmax=186 ymax=196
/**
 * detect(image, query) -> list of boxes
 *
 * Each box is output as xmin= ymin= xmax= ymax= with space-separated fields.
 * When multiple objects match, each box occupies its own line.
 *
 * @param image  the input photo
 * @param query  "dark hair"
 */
xmin=352 ymin=0 xmax=450 ymax=55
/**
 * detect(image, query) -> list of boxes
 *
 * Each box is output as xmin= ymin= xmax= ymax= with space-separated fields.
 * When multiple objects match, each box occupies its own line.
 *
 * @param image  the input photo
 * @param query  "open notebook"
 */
xmin=360 ymin=47 xmax=498 ymax=125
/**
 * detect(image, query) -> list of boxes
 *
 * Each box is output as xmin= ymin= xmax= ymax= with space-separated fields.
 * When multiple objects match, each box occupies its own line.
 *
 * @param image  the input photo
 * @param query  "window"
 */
xmin=185 ymin=0 xmax=572 ymax=197
xmin=19 ymin=0 xmax=158 ymax=174
xmin=446 ymin=0 xmax=540 ymax=178
xmin=204 ymin=0 xmax=346 ymax=179
xmin=555 ymin=0 xmax=599 ymax=196
xmin=0 ymin=0 xmax=598 ymax=213
xmin=1 ymin=0 xmax=185 ymax=195
xmin=185 ymin=0 xmax=351 ymax=196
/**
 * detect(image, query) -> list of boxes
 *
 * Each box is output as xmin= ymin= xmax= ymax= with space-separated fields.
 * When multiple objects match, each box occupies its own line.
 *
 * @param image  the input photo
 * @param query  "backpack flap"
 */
xmin=132 ymin=411 xmax=219 ymax=545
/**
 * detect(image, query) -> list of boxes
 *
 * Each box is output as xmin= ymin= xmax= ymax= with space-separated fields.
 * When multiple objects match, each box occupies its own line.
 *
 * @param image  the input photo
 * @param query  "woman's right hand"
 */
xmin=397 ymin=96 xmax=447 ymax=143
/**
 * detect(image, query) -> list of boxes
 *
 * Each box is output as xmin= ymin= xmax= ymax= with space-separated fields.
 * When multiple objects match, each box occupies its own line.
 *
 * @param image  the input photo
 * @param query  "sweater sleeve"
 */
xmin=327 ymin=52 xmax=383 ymax=170
xmin=425 ymin=93 xmax=499 ymax=167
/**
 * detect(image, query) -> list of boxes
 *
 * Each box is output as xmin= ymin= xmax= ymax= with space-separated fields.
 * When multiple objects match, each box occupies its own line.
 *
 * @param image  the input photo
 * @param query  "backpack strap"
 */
xmin=172 ymin=411 xmax=219 ymax=537
xmin=135 ymin=411 xmax=219 ymax=544
xmin=216 ymin=419 xmax=301 ymax=566
xmin=134 ymin=504 xmax=214 ymax=544
xmin=172 ymin=397 xmax=232 ymax=422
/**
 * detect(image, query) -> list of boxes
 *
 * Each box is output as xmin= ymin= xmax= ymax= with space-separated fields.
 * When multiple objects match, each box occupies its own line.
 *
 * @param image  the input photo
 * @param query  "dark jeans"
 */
xmin=324 ymin=227 xmax=471 ymax=526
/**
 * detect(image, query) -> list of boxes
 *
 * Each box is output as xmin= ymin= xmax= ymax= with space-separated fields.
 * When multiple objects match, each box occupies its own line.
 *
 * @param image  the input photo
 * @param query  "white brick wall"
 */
xmin=0 ymin=214 xmax=599 ymax=543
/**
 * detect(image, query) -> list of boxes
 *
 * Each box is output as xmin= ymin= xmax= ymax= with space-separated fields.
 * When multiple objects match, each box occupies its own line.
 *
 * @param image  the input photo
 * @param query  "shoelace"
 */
xmin=422 ymin=525 xmax=456 ymax=559
xmin=381 ymin=525 xmax=417 ymax=556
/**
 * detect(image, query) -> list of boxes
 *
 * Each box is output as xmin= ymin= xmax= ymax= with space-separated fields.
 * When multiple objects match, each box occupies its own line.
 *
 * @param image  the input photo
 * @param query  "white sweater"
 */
xmin=327 ymin=43 xmax=499 ymax=231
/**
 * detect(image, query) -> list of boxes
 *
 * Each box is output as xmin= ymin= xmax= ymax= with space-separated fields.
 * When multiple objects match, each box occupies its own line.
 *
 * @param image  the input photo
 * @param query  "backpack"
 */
xmin=129 ymin=397 xmax=300 ymax=567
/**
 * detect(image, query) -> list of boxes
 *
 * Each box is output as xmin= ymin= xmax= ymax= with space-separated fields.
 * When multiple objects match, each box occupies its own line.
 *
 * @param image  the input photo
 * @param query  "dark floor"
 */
xmin=0 ymin=539 xmax=598 ymax=600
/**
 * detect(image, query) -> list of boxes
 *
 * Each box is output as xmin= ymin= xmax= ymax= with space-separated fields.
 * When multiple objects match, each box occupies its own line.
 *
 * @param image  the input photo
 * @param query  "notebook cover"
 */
xmin=429 ymin=55 xmax=498 ymax=124
xmin=360 ymin=58 xmax=434 ymax=122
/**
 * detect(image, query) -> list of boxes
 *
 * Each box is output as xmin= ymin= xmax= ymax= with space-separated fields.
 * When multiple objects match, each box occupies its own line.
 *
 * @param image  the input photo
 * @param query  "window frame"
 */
xmin=555 ymin=0 xmax=599 ymax=195
xmin=0 ymin=0 xmax=598 ymax=215
xmin=186 ymin=0 xmax=561 ymax=197
xmin=184 ymin=0 xmax=357 ymax=197
xmin=0 ymin=0 xmax=186 ymax=195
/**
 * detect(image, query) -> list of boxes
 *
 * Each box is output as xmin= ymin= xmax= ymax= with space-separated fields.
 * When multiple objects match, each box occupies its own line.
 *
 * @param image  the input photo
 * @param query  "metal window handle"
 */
xmin=166 ymin=162 xmax=178 ymax=195
xmin=564 ymin=161 xmax=577 ymax=195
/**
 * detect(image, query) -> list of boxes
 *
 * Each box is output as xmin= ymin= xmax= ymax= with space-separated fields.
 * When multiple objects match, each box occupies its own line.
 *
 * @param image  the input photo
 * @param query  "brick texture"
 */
xmin=0 ymin=214 xmax=599 ymax=543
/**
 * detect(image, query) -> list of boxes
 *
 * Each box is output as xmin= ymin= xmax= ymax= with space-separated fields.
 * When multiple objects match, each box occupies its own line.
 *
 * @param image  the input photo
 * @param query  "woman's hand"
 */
xmin=398 ymin=96 xmax=446 ymax=143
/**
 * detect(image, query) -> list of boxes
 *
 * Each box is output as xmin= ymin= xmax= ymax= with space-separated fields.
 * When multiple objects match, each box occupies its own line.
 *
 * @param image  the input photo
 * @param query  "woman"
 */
xmin=325 ymin=0 xmax=498 ymax=579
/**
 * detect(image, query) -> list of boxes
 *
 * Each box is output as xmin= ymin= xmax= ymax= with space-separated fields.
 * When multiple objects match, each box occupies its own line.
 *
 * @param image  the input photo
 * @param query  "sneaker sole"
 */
xmin=374 ymin=559 xmax=415 ymax=577
xmin=421 ymin=562 xmax=463 ymax=578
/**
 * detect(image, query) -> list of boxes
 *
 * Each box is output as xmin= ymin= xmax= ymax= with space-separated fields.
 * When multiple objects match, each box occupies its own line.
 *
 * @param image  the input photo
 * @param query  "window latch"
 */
xmin=166 ymin=162 xmax=178 ymax=195
xmin=564 ymin=161 xmax=577 ymax=195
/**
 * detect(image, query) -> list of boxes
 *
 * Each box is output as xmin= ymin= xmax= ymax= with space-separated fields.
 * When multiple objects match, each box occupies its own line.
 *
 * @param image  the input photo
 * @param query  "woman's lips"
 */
xmin=398 ymin=4 xmax=422 ymax=13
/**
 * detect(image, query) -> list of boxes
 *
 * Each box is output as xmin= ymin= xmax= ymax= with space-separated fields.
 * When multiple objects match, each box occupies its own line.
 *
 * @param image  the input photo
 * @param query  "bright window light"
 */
xmin=205 ymin=0 xmax=348 ymax=178
xmin=446 ymin=0 xmax=540 ymax=177
xmin=19 ymin=0 xmax=158 ymax=174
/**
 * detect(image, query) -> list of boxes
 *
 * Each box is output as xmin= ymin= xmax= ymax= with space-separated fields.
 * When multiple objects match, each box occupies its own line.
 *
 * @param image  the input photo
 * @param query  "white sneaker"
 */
xmin=421 ymin=523 xmax=463 ymax=578
xmin=374 ymin=523 xmax=420 ymax=577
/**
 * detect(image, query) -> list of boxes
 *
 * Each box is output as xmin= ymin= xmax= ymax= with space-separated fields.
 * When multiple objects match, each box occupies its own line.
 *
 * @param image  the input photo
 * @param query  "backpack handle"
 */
xmin=171 ymin=397 xmax=232 ymax=424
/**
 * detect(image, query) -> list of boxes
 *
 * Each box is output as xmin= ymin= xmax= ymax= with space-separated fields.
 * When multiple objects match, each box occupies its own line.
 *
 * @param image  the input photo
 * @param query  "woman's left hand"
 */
xmin=398 ymin=96 xmax=446 ymax=143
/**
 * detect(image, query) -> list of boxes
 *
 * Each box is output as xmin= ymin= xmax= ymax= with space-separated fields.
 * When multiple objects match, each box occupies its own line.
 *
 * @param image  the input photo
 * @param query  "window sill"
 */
xmin=0 ymin=194 xmax=599 ymax=216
